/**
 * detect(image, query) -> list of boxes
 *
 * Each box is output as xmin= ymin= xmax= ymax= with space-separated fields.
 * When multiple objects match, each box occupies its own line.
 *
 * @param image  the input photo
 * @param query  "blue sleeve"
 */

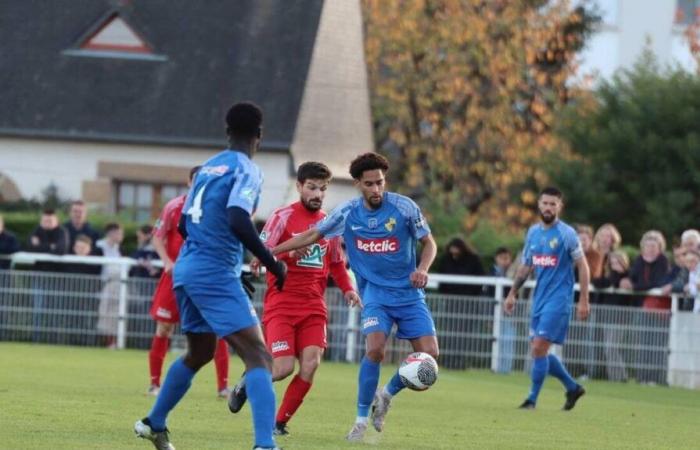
xmin=226 ymin=166 xmax=262 ymax=215
xmin=389 ymin=193 xmax=430 ymax=239
xmin=521 ymin=227 xmax=534 ymax=266
xmin=563 ymin=226 xmax=584 ymax=261
xmin=316 ymin=202 xmax=352 ymax=238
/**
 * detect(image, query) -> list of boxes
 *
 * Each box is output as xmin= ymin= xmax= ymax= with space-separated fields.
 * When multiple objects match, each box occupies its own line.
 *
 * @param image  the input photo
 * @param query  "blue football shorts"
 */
xmin=361 ymin=300 xmax=436 ymax=339
xmin=529 ymin=310 xmax=571 ymax=345
xmin=174 ymin=277 xmax=259 ymax=337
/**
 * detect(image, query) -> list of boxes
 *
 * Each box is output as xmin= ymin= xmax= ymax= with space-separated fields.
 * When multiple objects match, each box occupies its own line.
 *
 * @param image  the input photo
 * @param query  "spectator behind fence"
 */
xmin=592 ymin=250 xmax=631 ymax=382
xmin=576 ymin=225 xmax=603 ymax=280
xmin=680 ymin=228 xmax=700 ymax=253
xmin=0 ymin=214 xmax=20 ymax=269
xmin=95 ymin=223 xmax=124 ymax=349
xmin=593 ymin=223 xmax=622 ymax=277
xmin=620 ymin=230 xmax=670 ymax=309
xmin=437 ymin=237 xmax=485 ymax=296
xmin=28 ymin=208 xmax=70 ymax=272
xmin=62 ymin=234 xmax=103 ymax=276
xmin=490 ymin=247 xmax=515 ymax=374
xmin=64 ymin=200 xmax=100 ymax=253
xmin=129 ymin=224 xmax=161 ymax=279
xmin=668 ymin=248 xmax=700 ymax=313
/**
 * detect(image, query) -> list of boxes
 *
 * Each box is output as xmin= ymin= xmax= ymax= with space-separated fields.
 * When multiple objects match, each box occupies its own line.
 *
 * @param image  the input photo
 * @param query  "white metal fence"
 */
xmin=2 ymin=252 xmax=700 ymax=389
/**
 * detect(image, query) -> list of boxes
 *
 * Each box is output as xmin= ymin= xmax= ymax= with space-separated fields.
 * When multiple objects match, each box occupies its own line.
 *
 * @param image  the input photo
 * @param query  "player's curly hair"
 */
xmin=297 ymin=161 xmax=332 ymax=183
xmin=225 ymin=101 xmax=263 ymax=141
xmin=349 ymin=152 xmax=389 ymax=180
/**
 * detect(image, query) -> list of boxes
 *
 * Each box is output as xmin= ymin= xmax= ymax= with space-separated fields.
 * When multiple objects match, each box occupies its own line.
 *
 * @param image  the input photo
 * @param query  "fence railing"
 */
xmin=1 ymin=252 xmax=699 ymax=389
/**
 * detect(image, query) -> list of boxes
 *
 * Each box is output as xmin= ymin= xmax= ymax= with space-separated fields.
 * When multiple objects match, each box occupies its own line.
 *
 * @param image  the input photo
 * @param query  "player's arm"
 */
xmin=329 ymin=238 xmax=362 ymax=308
xmin=272 ymin=227 xmax=323 ymax=255
xmin=410 ymin=233 xmax=437 ymax=288
xmin=227 ymin=206 xmax=286 ymax=290
xmin=151 ymin=235 xmax=172 ymax=274
xmin=575 ymin=256 xmax=591 ymax=320
xmin=503 ymin=263 xmax=533 ymax=314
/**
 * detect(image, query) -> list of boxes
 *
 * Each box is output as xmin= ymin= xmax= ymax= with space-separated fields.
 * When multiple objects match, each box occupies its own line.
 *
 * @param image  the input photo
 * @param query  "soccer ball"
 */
xmin=398 ymin=352 xmax=438 ymax=391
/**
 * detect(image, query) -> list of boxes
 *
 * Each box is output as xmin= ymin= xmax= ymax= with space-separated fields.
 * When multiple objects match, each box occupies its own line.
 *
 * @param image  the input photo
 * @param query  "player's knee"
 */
xmin=183 ymin=351 xmax=214 ymax=371
xmin=156 ymin=322 xmax=174 ymax=337
xmin=273 ymin=360 xmax=295 ymax=381
xmin=366 ymin=347 xmax=385 ymax=363
xmin=301 ymin=356 xmax=320 ymax=376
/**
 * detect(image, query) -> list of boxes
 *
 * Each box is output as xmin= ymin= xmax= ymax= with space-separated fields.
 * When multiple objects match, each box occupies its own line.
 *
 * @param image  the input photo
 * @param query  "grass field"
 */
xmin=2 ymin=343 xmax=699 ymax=449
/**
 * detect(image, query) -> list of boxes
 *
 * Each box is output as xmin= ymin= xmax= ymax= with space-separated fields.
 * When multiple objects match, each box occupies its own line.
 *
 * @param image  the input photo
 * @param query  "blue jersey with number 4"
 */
xmin=174 ymin=149 xmax=262 ymax=285
xmin=521 ymin=220 xmax=583 ymax=316
xmin=316 ymin=192 xmax=430 ymax=305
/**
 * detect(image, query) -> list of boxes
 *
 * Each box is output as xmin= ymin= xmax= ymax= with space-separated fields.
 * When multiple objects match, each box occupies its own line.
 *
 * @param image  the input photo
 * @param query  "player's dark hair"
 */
xmin=189 ymin=165 xmax=201 ymax=182
xmin=297 ymin=161 xmax=332 ymax=183
xmin=104 ymin=222 xmax=121 ymax=234
xmin=349 ymin=153 xmax=389 ymax=180
xmin=539 ymin=186 xmax=563 ymax=200
xmin=225 ymin=102 xmax=263 ymax=141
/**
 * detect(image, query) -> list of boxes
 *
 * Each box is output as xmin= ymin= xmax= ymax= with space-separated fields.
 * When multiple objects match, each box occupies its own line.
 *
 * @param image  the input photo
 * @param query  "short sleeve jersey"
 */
xmin=521 ymin=220 xmax=583 ymax=315
xmin=174 ymin=150 xmax=263 ymax=284
xmin=260 ymin=201 xmax=346 ymax=317
xmin=153 ymin=195 xmax=186 ymax=261
xmin=316 ymin=192 xmax=430 ymax=305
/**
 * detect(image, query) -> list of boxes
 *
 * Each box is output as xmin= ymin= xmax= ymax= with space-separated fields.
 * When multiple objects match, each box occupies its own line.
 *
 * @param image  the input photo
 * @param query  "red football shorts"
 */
xmin=263 ymin=313 xmax=327 ymax=358
xmin=149 ymin=272 xmax=179 ymax=324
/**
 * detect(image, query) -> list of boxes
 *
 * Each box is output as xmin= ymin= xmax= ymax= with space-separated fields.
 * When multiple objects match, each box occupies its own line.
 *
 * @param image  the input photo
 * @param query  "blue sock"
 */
xmin=548 ymin=354 xmax=579 ymax=392
xmin=386 ymin=370 xmax=405 ymax=396
xmin=246 ymin=367 xmax=276 ymax=448
xmin=527 ymin=356 xmax=549 ymax=403
xmin=148 ymin=357 xmax=195 ymax=431
xmin=357 ymin=357 xmax=380 ymax=417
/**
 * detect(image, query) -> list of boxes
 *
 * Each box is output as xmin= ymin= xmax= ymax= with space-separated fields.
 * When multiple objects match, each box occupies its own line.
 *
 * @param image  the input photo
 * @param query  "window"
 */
xmin=116 ymin=181 xmax=188 ymax=222
xmin=676 ymin=0 xmax=700 ymax=24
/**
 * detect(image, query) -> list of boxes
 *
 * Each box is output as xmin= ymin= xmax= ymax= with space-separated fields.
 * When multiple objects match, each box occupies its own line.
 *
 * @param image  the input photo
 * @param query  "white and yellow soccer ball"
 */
xmin=398 ymin=352 xmax=438 ymax=391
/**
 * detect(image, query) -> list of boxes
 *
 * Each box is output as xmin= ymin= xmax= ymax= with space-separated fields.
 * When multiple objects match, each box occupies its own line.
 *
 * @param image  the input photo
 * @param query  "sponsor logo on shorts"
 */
xmin=271 ymin=341 xmax=290 ymax=353
xmin=156 ymin=307 xmax=172 ymax=319
xmin=363 ymin=317 xmax=380 ymax=329
xmin=355 ymin=237 xmax=399 ymax=253
xmin=532 ymin=254 xmax=558 ymax=267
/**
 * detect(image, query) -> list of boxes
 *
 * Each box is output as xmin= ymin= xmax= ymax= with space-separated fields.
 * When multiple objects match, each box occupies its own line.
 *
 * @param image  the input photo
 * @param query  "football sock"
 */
xmin=526 ymin=356 xmax=549 ymax=404
xmin=148 ymin=357 xmax=195 ymax=431
xmin=213 ymin=339 xmax=230 ymax=391
xmin=246 ymin=367 xmax=276 ymax=448
xmin=276 ymin=374 xmax=312 ymax=424
xmin=547 ymin=354 xmax=578 ymax=392
xmin=357 ymin=357 xmax=380 ymax=418
xmin=149 ymin=335 xmax=169 ymax=386
xmin=386 ymin=370 xmax=405 ymax=396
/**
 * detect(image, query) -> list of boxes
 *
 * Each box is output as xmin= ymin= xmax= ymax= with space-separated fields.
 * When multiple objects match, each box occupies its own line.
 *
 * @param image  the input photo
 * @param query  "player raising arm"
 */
xmin=270 ymin=153 xmax=438 ymax=442
xmin=503 ymin=186 xmax=590 ymax=411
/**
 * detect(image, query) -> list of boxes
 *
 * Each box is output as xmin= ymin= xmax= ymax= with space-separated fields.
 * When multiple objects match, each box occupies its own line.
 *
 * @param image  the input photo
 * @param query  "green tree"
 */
xmin=362 ymin=0 xmax=598 ymax=232
xmin=548 ymin=51 xmax=700 ymax=243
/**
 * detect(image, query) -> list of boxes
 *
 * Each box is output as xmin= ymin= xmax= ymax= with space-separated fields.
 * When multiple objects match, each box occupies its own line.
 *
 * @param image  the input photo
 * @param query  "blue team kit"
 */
xmin=316 ymin=192 xmax=436 ymax=339
xmin=521 ymin=220 xmax=583 ymax=344
xmin=173 ymin=149 xmax=262 ymax=337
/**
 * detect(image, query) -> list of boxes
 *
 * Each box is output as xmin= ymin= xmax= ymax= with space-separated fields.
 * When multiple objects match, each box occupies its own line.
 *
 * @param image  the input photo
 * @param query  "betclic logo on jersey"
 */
xmin=532 ymin=254 xmax=558 ymax=267
xmin=355 ymin=237 xmax=400 ymax=253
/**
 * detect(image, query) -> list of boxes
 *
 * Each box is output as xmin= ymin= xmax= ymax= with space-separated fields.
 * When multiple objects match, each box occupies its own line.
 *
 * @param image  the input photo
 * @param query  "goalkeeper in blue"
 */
xmin=133 ymin=102 xmax=287 ymax=450
xmin=504 ymin=186 xmax=590 ymax=411
xmin=270 ymin=152 xmax=439 ymax=441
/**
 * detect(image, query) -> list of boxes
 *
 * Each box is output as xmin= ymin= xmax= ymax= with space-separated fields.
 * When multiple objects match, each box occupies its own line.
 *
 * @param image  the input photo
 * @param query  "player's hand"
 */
xmin=410 ymin=269 xmax=429 ymax=288
xmin=269 ymin=260 xmax=287 ymax=291
xmin=290 ymin=246 xmax=311 ymax=260
xmin=503 ymin=294 xmax=516 ymax=315
xmin=344 ymin=290 xmax=363 ymax=309
xmin=241 ymin=271 xmax=256 ymax=300
xmin=577 ymin=301 xmax=590 ymax=321
xmin=163 ymin=259 xmax=175 ymax=274
xmin=250 ymin=257 xmax=261 ymax=277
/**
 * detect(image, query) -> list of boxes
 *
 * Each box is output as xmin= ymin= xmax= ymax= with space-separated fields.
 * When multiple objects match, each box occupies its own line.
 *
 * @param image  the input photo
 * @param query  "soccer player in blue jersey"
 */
xmin=270 ymin=153 xmax=438 ymax=441
xmin=134 ymin=102 xmax=287 ymax=450
xmin=504 ymin=186 xmax=590 ymax=411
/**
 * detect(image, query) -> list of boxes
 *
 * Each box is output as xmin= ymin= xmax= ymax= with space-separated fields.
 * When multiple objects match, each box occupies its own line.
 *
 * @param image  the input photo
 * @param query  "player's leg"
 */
xmin=372 ymin=301 xmax=438 ymax=432
xmin=541 ymin=312 xmax=585 ymax=410
xmin=275 ymin=315 xmax=326 ymax=434
xmin=213 ymin=339 xmax=231 ymax=397
xmin=521 ymin=336 xmax=551 ymax=409
xmin=225 ymin=325 xmax=277 ymax=449
xmin=148 ymin=321 xmax=175 ymax=395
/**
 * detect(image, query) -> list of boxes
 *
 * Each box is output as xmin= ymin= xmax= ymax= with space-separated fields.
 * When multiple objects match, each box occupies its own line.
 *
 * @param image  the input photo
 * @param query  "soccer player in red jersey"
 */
xmin=229 ymin=161 xmax=361 ymax=436
xmin=146 ymin=166 xmax=231 ymax=398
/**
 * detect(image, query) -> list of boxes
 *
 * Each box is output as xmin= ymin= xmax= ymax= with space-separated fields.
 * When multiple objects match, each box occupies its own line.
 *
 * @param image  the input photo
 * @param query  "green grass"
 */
xmin=1 ymin=343 xmax=699 ymax=449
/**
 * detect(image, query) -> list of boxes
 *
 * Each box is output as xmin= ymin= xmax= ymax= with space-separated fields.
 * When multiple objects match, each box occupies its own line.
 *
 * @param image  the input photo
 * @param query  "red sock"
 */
xmin=148 ymin=335 xmax=169 ymax=386
xmin=276 ymin=375 xmax=312 ymax=424
xmin=214 ymin=339 xmax=230 ymax=391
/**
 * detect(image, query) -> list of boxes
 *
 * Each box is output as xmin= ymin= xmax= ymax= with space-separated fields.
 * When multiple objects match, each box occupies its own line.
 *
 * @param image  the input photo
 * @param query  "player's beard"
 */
xmin=367 ymin=194 xmax=382 ymax=209
xmin=302 ymin=197 xmax=322 ymax=212
xmin=540 ymin=211 xmax=556 ymax=224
